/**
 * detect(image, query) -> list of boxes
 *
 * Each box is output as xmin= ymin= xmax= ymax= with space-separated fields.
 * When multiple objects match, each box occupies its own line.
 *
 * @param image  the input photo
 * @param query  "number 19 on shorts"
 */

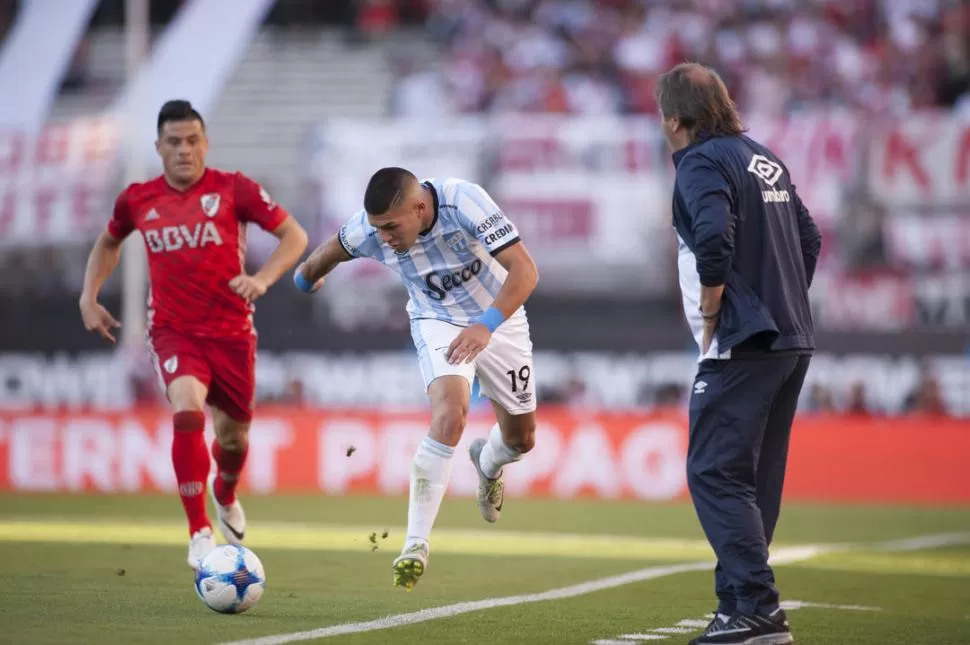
xmin=506 ymin=366 xmax=531 ymax=392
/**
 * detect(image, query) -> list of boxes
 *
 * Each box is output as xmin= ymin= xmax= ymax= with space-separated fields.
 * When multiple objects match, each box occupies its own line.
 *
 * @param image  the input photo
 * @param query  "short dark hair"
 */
xmin=363 ymin=167 xmax=417 ymax=215
xmin=157 ymin=100 xmax=205 ymax=133
xmin=655 ymin=63 xmax=745 ymax=140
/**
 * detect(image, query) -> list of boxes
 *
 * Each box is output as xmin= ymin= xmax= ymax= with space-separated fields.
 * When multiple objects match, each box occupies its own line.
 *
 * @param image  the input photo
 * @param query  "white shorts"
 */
xmin=410 ymin=310 xmax=536 ymax=414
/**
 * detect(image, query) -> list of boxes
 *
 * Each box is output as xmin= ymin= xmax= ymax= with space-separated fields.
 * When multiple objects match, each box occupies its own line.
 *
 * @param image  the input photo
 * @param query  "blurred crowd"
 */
xmin=124 ymin=354 xmax=957 ymax=417
xmin=0 ymin=0 xmax=965 ymax=419
xmin=392 ymin=0 xmax=970 ymax=116
xmin=801 ymin=370 xmax=951 ymax=416
xmin=537 ymin=365 xmax=955 ymax=416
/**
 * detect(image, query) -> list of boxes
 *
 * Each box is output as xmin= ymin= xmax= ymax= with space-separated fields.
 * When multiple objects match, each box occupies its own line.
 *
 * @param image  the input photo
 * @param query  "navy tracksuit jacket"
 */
xmin=671 ymin=132 xmax=822 ymax=617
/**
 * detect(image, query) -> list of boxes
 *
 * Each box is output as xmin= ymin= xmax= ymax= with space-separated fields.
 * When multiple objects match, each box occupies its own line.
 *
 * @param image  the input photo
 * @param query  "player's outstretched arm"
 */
xmin=293 ymin=233 xmax=354 ymax=293
xmin=446 ymin=242 xmax=539 ymax=365
xmin=230 ymin=216 xmax=309 ymax=302
xmin=79 ymin=231 xmax=124 ymax=343
xmin=486 ymin=241 xmax=540 ymax=319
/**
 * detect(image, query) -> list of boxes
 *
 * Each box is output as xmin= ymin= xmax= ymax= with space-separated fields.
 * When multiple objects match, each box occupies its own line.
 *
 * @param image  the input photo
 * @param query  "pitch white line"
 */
xmin=216 ymin=546 xmax=825 ymax=645
xmin=218 ymin=561 xmax=712 ymax=645
xmin=873 ymin=532 xmax=970 ymax=552
xmin=600 ymin=600 xmax=883 ymax=643
xmin=216 ymin=532 xmax=969 ymax=645
xmin=676 ymin=619 xmax=712 ymax=628
xmin=617 ymin=635 xmax=668 ymax=640
xmin=780 ymin=600 xmax=880 ymax=612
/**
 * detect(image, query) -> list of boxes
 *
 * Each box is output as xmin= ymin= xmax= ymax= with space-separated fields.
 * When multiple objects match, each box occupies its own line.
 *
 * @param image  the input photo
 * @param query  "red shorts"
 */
xmin=147 ymin=328 xmax=257 ymax=422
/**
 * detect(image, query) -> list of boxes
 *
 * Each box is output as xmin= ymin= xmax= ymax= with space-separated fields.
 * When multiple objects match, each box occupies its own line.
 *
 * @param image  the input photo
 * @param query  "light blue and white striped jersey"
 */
xmin=337 ymin=178 xmax=521 ymax=326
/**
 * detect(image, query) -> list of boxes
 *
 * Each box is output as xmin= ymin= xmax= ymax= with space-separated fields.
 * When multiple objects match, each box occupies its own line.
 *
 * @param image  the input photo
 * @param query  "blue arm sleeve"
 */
xmin=678 ymin=154 xmax=736 ymax=287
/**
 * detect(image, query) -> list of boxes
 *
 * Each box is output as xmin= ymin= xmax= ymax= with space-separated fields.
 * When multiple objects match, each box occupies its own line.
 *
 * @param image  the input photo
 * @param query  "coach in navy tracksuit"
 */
xmin=656 ymin=63 xmax=822 ymax=645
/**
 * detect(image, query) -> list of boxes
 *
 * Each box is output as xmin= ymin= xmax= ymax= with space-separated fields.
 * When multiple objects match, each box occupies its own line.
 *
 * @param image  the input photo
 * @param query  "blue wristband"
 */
xmin=476 ymin=306 xmax=505 ymax=333
xmin=293 ymin=269 xmax=314 ymax=293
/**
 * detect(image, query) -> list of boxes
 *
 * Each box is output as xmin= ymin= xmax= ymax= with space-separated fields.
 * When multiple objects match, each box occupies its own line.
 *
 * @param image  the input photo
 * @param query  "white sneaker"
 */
xmin=187 ymin=527 xmax=216 ymax=570
xmin=392 ymin=542 xmax=429 ymax=591
xmin=469 ymin=438 xmax=504 ymax=523
xmin=209 ymin=477 xmax=246 ymax=545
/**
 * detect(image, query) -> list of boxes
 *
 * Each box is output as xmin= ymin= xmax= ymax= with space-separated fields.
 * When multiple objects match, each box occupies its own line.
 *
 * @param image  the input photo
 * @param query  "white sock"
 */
xmin=405 ymin=435 xmax=454 ymax=548
xmin=716 ymin=613 xmax=731 ymax=623
xmin=477 ymin=423 xmax=522 ymax=479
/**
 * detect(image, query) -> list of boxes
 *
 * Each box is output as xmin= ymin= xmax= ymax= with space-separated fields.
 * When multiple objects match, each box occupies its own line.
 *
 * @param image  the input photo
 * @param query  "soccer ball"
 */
xmin=194 ymin=544 xmax=266 ymax=614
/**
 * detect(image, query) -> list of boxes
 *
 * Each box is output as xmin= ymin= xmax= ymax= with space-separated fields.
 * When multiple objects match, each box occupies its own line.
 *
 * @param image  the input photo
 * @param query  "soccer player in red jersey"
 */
xmin=79 ymin=100 xmax=308 ymax=569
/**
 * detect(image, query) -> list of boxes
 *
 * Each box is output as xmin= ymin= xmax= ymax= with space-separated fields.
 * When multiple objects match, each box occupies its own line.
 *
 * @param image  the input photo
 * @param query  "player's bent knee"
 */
xmin=212 ymin=407 xmax=251 ymax=452
xmin=167 ymin=376 xmax=207 ymax=412
xmin=427 ymin=375 xmax=471 ymax=446
xmin=430 ymin=405 xmax=467 ymax=447
xmin=508 ymin=429 xmax=536 ymax=454
xmin=217 ymin=432 xmax=249 ymax=453
xmin=500 ymin=411 xmax=537 ymax=453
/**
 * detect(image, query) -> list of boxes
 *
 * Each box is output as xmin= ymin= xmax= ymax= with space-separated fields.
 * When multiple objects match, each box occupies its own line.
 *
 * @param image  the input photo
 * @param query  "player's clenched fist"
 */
xmin=446 ymin=324 xmax=492 ymax=365
xmin=229 ymin=274 xmax=268 ymax=303
xmin=79 ymin=299 xmax=121 ymax=343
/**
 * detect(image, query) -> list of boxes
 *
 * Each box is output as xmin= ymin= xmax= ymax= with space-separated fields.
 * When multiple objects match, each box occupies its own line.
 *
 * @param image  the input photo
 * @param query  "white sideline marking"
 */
xmin=218 ymin=561 xmax=713 ymax=645
xmin=617 ymin=635 xmax=667 ymax=640
xmin=601 ymin=600 xmax=883 ymax=643
xmin=676 ymin=619 xmax=712 ymax=628
xmin=873 ymin=532 xmax=970 ymax=552
xmin=216 ymin=546 xmax=823 ymax=645
xmin=780 ymin=601 xmax=880 ymax=612
xmin=216 ymin=533 xmax=967 ymax=645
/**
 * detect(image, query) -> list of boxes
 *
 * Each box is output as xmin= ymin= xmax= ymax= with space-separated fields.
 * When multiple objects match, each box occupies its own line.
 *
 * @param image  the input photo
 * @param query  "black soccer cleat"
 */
xmin=688 ymin=608 xmax=792 ymax=645
xmin=688 ymin=612 xmax=729 ymax=645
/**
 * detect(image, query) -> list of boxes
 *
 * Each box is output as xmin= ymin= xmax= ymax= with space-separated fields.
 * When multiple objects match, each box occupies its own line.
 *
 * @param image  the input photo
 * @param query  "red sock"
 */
xmin=172 ymin=410 xmax=211 ymax=535
xmin=212 ymin=439 xmax=248 ymax=506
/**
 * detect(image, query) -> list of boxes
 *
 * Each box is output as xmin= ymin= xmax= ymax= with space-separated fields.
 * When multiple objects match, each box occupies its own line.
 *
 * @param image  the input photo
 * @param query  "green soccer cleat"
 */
xmin=392 ymin=542 xmax=429 ymax=591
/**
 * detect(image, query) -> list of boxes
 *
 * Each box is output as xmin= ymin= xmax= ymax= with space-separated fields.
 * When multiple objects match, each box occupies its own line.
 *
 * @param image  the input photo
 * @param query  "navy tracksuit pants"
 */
xmin=687 ymin=352 xmax=811 ymax=617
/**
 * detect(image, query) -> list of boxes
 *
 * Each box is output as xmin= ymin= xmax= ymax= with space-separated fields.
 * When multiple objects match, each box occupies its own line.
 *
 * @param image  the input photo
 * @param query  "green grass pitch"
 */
xmin=0 ymin=494 xmax=967 ymax=645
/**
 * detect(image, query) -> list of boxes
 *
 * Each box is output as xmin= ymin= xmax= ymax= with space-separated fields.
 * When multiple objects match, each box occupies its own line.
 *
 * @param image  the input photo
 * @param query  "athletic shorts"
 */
xmin=147 ymin=327 xmax=256 ymax=422
xmin=409 ymin=310 xmax=536 ymax=415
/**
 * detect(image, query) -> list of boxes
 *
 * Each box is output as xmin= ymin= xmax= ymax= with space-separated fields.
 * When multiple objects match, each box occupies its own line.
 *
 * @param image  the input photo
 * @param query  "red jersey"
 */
xmin=107 ymin=168 xmax=288 ymax=338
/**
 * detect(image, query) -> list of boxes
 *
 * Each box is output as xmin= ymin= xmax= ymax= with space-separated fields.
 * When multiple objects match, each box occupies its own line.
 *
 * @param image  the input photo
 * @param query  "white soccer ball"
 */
xmin=194 ymin=544 xmax=266 ymax=614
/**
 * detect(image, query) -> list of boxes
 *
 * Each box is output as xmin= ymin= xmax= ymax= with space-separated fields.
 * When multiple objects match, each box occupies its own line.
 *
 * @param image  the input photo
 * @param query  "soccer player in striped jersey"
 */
xmin=295 ymin=167 xmax=539 ymax=590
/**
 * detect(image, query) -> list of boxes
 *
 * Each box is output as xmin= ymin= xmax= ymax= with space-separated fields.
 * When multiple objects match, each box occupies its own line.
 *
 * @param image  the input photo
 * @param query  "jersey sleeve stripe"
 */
xmin=336 ymin=230 xmax=357 ymax=257
xmin=489 ymin=236 xmax=521 ymax=256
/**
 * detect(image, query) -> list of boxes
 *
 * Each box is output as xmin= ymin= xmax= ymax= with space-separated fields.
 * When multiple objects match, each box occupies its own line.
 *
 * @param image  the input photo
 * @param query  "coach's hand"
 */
xmin=80 ymin=299 xmax=121 ymax=343
xmin=447 ymin=324 xmax=491 ymax=365
xmin=229 ymin=274 xmax=268 ymax=303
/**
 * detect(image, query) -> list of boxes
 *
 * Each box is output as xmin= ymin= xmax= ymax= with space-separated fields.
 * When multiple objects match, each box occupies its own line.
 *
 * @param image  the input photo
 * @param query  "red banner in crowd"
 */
xmin=886 ymin=213 xmax=970 ymax=270
xmin=867 ymin=113 xmax=970 ymax=206
xmin=0 ymin=407 xmax=967 ymax=503
xmin=0 ymin=118 xmax=120 ymax=245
